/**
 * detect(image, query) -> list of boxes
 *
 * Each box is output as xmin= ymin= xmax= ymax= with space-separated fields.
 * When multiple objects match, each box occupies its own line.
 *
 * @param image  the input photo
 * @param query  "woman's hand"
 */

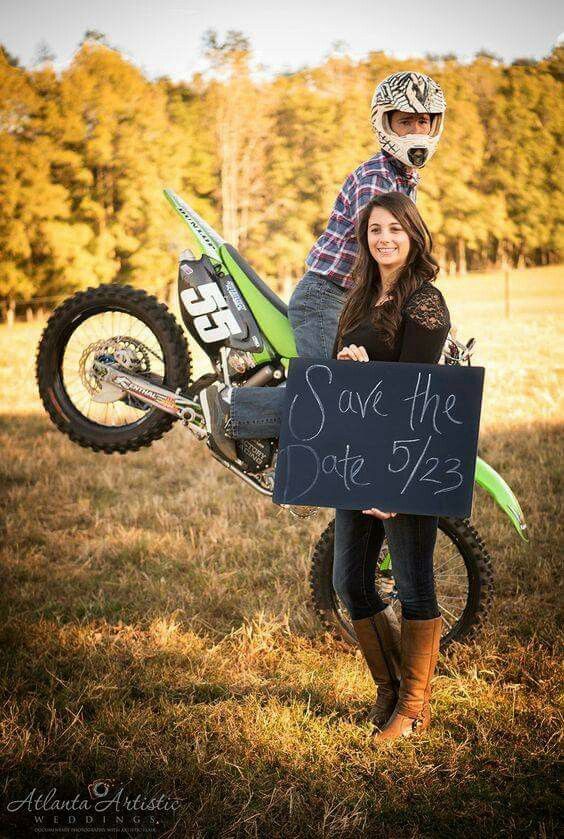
xmin=336 ymin=344 xmax=369 ymax=362
xmin=362 ymin=508 xmax=398 ymax=519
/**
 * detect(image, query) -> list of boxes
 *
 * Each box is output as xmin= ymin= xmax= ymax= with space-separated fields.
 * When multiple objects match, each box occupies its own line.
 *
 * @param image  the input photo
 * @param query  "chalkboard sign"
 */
xmin=273 ymin=358 xmax=485 ymax=518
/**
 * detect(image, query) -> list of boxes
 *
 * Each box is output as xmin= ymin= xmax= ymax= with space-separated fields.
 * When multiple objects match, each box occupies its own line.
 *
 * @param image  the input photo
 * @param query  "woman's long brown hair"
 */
xmin=334 ymin=193 xmax=440 ymax=352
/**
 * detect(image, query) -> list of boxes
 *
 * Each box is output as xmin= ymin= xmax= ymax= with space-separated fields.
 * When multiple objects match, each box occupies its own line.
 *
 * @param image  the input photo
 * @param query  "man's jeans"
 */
xmin=230 ymin=270 xmax=348 ymax=438
xmin=333 ymin=510 xmax=441 ymax=621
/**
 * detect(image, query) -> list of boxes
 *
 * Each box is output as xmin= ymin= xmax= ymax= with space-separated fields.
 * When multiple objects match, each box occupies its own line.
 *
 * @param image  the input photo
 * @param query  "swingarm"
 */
xmin=92 ymin=357 xmax=206 ymax=438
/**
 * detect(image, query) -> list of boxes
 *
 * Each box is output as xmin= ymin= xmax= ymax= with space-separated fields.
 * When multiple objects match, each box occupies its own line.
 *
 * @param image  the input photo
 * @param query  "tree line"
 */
xmin=0 ymin=32 xmax=562 ymax=319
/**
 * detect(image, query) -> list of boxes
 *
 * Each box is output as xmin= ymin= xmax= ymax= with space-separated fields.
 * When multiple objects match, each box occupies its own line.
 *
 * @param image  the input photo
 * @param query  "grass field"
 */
xmin=0 ymin=266 xmax=562 ymax=837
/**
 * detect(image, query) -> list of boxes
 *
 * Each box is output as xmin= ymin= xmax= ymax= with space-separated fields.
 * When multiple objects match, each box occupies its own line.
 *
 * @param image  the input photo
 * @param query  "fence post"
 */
xmin=504 ymin=269 xmax=510 ymax=319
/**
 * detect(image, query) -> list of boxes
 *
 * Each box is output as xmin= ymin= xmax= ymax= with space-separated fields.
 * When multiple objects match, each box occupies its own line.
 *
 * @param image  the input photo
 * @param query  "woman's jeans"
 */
xmin=333 ymin=509 xmax=441 ymax=621
xmin=230 ymin=270 xmax=347 ymax=438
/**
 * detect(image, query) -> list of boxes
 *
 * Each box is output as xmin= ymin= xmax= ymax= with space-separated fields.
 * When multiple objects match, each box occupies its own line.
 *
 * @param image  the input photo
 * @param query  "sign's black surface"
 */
xmin=273 ymin=358 xmax=485 ymax=518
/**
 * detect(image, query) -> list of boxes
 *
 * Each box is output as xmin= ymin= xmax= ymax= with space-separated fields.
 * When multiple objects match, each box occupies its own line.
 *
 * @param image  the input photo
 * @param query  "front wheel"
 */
xmin=36 ymin=284 xmax=192 ymax=454
xmin=309 ymin=516 xmax=493 ymax=650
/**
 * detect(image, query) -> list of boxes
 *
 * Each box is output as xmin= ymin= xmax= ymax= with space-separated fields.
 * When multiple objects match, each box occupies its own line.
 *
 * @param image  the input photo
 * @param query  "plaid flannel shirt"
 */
xmin=305 ymin=150 xmax=420 ymax=289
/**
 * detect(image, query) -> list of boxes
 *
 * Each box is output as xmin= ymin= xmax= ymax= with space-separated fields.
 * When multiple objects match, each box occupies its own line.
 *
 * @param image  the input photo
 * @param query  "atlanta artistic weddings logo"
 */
xmin=5 ymin=779 xmax=182 ymax=833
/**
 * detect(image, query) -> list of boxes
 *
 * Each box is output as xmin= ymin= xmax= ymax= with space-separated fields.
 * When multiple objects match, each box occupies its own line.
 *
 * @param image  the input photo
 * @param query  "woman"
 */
xmin=332 ymin=192 xmax=450 ymax=742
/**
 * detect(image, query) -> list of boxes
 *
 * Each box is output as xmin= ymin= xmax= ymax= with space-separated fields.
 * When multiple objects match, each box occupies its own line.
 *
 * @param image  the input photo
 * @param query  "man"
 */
xmin=200 ymin=70 xmax=447 ymax=460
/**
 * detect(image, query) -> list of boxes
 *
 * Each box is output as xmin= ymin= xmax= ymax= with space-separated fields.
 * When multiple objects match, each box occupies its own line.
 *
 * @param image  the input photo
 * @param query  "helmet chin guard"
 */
xmin=371 ymin=72 xmax=446 ymax=169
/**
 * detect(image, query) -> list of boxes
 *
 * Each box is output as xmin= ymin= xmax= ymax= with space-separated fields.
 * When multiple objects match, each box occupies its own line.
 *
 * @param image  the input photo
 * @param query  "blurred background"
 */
xmin=0 ymin=0 xmax=562 ymax=322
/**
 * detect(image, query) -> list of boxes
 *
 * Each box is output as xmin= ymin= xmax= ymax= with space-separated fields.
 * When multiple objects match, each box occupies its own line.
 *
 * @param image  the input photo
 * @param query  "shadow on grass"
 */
xmin=0 ymin=413 xmax=561 ymax=836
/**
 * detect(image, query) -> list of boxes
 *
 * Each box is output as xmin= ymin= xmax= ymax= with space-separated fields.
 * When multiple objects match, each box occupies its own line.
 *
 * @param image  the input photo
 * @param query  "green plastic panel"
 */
xmin=475 ymin=456 xmax=528 ymax=540
xmin=220 ymin=245 xmax=298 ymax=360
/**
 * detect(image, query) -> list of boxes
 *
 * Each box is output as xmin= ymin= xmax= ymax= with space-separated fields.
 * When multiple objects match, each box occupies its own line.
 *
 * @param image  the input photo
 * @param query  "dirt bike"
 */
xmin=36 ymin=189 xmax=528 ymax=650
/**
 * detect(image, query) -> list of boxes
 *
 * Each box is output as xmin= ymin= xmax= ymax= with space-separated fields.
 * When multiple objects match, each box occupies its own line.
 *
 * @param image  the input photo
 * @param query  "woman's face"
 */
xmin=367 ymin=206 xmax=411 ymax=274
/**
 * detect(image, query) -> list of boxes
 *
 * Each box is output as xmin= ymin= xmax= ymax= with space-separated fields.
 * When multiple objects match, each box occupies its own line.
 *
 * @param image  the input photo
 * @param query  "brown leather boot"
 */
xmin=374 ymin=615 xmax=442 ymax=742
xmin=351 ymin=605 xmax=401 ymax=728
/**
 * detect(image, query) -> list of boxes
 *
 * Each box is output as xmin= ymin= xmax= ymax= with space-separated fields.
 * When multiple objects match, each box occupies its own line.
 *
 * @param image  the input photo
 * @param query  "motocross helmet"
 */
xmin=370 ymin=71 xmax=446 ymax=168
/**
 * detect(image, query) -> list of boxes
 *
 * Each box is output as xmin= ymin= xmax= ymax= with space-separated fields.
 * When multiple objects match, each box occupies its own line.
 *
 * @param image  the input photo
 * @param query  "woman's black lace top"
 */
xmin=331 ymin=282 xmax=450 ymax=364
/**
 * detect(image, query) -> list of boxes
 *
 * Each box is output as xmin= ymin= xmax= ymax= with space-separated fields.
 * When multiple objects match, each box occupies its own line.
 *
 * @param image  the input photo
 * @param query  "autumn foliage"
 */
xmin=0 ymin=35 xmax=562 ymax=319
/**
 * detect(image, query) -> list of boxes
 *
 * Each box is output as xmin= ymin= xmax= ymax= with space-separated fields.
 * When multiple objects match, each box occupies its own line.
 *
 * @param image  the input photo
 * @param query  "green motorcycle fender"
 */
xmin=474 ymin=456 xmax=528 ymax=541
xmin=163 ymin=188 xmax=224 ymax=263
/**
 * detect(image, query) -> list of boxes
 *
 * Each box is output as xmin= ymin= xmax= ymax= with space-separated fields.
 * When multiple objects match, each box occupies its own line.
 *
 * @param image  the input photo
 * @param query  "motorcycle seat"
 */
xmin=223 ymin=243 xmax=289 ymax=318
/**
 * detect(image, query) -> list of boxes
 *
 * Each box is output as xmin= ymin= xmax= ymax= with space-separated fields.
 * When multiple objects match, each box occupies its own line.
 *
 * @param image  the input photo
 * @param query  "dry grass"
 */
xmin=0 ymin=266 xmax=562 ymax=837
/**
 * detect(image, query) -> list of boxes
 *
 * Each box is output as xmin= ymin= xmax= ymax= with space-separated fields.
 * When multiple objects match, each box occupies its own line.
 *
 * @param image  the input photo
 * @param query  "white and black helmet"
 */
xmin=370 ymin=71 xmax=446 ymax=168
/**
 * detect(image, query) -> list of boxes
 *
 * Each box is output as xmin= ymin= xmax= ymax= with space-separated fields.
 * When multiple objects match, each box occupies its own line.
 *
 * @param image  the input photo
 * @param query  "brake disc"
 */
xmin=80 ymin=336 xmax=152 ymax=403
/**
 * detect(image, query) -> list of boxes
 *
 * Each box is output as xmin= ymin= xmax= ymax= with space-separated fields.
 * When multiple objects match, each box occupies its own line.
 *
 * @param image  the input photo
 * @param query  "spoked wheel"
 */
xmin=36 ymin=284 xmax=191 ymax=454
xmin=309 ymin=516 xmax=493 ymax=650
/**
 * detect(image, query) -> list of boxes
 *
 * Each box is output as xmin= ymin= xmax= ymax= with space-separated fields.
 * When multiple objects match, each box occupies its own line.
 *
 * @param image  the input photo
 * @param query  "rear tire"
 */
xmin=36 ymin=284 xmax=191 ymax=454
xmin=308 ymin=516 xmax=493 ymax=651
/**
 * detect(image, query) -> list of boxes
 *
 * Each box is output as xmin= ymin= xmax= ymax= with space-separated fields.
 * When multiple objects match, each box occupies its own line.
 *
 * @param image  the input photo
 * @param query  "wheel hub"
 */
xmin=80 ymin=336 xmax=152 ymax=403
